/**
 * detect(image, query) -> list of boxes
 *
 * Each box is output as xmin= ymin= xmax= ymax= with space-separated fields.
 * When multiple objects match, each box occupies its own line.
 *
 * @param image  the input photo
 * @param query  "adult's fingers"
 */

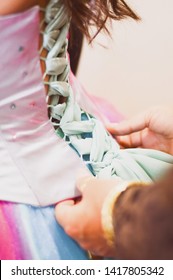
xmin=117 ymin=131 xmax=145 ymax=148
xmin=55 ymin=200 xmax=80 ymax=230
xmin=106 ymin=110 xmax=151 ymax=136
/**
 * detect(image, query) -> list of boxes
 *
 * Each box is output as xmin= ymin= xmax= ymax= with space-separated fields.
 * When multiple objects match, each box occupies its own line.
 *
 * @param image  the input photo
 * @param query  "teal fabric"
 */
xmin=57 ymin=113 xmax=173 ymax=183
xmin=108 ymin=148 xmax=173 ymax=182
xmin=43 ymin=0 xmax=173 ymax=184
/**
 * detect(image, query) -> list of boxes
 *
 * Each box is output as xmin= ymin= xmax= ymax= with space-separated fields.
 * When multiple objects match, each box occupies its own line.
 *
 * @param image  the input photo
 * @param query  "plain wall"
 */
xmin=77 ymin=0 xmax=173 ymax=118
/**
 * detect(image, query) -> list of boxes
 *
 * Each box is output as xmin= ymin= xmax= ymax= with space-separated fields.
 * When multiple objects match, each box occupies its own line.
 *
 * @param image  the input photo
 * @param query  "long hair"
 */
xmin=63 ymin=0 xmax=140 ymax=40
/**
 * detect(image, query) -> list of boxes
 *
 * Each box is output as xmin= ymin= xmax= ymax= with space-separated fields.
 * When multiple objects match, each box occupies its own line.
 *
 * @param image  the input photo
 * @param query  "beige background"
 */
xmin=77 ymin=0 xmax=173 ymax=118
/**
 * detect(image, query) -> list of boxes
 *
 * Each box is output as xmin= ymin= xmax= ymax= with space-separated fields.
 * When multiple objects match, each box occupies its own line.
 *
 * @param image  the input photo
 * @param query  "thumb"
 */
xmin=76 ymin=175 xmax=94 ymax=193
xmin=55 ymin=200 xmax=75 ymax=226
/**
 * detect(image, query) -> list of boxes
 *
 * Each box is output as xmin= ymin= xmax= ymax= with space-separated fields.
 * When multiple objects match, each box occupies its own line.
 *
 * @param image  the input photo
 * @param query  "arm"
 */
xmin=55 ymin=176 xmax=147 ymax=257
xmin=113 ymin=168 xmax=173 ymax=259
xmin=0 ymin=0 xmax=46 ymax=15
xmin=55 ymin=167 xmax=173 ymax=259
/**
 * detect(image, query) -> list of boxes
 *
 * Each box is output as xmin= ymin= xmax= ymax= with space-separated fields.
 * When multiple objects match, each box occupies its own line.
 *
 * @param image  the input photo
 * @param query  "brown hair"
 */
xmin=63 ymin=0 xmax=140 ymax=40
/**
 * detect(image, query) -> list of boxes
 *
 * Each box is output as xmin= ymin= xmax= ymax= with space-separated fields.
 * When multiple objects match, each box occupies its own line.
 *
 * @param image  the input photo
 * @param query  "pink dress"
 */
xmin=0 ymin=4 xmax=121 ymax=260
xmin=0 ymin=1 xmax=172 ymax=260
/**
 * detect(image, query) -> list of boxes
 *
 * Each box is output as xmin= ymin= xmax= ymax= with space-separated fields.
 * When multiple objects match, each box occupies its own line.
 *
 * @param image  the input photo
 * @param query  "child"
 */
xmin=0 ymin=0 xmax=173 ymax=259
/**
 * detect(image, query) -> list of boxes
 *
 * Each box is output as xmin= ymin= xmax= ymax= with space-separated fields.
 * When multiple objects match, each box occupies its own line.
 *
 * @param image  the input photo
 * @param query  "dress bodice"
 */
xmin=0 ymin=6 xmax=88 ymax=206
xmin=0 ymin=1 xmax=173 ymax=208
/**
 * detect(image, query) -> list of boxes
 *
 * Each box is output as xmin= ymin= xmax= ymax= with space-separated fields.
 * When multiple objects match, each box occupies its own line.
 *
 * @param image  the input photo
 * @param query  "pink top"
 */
xmin=0 ymin=7 xmax=89 ymax=206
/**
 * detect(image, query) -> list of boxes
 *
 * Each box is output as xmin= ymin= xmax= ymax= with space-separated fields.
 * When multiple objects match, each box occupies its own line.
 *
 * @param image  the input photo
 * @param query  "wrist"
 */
xmin=101 ymin=181 xmax=150 ymax=248
xmin=101 ymin=181 xmax=130 ymax=247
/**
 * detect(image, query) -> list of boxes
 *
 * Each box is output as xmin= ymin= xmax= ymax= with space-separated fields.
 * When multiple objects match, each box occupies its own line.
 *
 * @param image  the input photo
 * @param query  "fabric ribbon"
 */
xmin=41 ymin=0 xmax=173 ymax=183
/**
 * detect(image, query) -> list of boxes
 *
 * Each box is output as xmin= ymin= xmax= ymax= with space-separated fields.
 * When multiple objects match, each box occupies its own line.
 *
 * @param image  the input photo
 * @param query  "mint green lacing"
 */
xmin=40 ymin=0 xmax=173 ymax=182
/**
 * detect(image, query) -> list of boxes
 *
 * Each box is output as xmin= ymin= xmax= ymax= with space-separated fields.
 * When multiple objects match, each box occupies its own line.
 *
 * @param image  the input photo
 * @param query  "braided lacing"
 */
xmin=39 ymin=0 xmax=169 ymax=182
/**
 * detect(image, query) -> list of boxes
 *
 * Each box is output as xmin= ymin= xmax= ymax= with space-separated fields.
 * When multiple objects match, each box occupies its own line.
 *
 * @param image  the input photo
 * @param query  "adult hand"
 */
xmin=55 ymin=176 xmax=123 ymax=257
xmin=107 ymin=106 xmax=173 ymax=155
